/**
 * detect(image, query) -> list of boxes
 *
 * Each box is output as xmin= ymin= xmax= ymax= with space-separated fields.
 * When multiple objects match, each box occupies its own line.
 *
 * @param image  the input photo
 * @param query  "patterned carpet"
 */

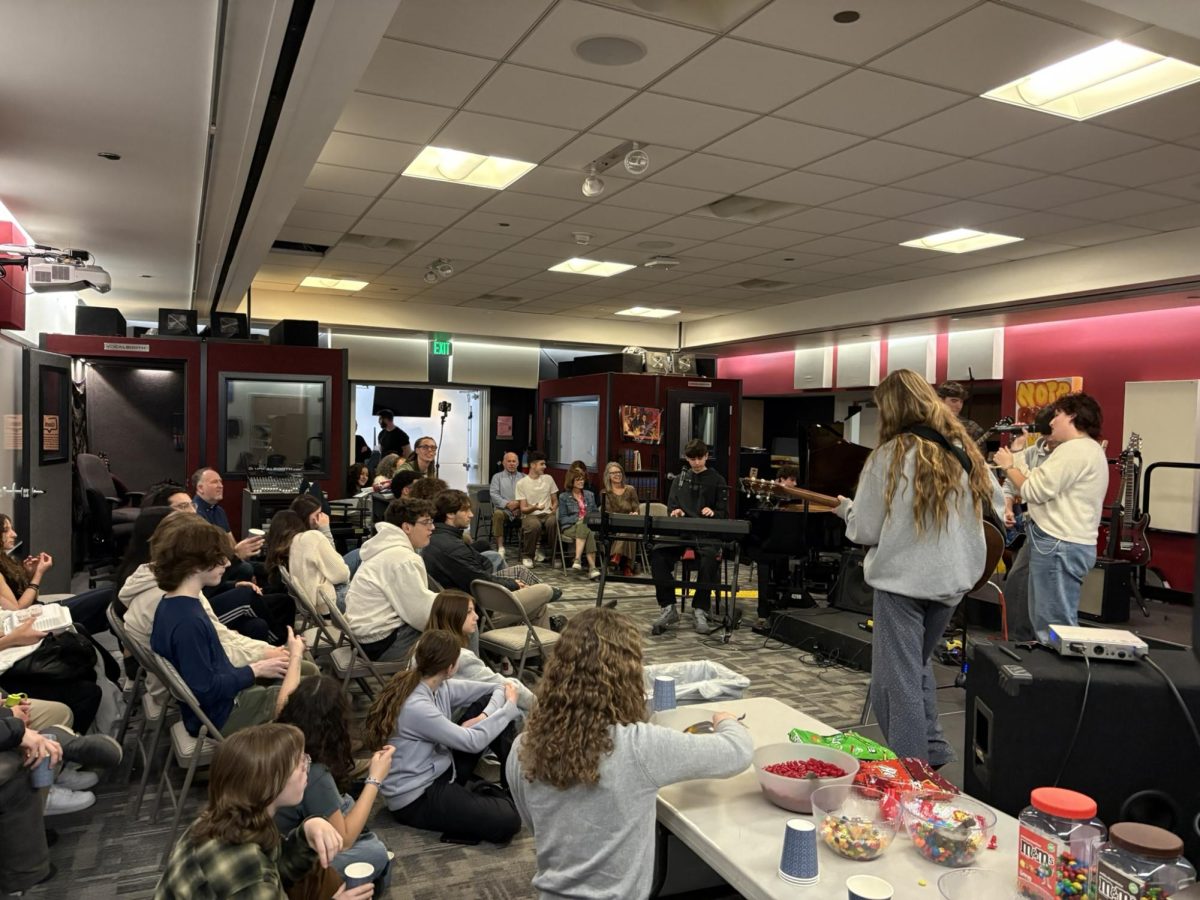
xmin=32 ymin=559 xmax=938 ymax=900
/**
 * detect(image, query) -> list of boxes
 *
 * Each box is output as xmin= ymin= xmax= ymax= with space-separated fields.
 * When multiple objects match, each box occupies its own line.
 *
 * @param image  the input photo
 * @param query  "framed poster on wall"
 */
xmin=1015 ymin=376 xmax=1082 ymax=424
xmin=620 ymin=405 xmax=662 ymax=444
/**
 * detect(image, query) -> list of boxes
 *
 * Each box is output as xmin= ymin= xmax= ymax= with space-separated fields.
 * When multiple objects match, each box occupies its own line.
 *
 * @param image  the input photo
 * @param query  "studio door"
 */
xmin=16 ymin=348 xmax=73 ymax=593
xmin=665 ymin=389 xmax=732 ymax=481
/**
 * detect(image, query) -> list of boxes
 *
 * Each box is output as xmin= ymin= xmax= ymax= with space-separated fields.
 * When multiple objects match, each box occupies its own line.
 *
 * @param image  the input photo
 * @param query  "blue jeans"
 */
xmin=344 ymin=548 xmax=361 ymax=577
xmin=1026 ymin=520 xmax=1096 ymax=643
xmin=481 ymin=550 xmax=504 ymax=573
xmin=332 ymin=794 xmax=392 ymax=885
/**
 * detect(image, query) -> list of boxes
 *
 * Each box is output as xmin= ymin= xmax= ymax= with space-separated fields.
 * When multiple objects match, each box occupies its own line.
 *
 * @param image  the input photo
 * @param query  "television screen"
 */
xmin=372 ymin=387 xmax=433 ymax=418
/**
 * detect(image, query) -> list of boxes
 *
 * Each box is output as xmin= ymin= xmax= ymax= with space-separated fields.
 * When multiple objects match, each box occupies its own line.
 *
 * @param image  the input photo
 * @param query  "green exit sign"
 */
xmin=431 ymin=333 xmax=452 ymax=356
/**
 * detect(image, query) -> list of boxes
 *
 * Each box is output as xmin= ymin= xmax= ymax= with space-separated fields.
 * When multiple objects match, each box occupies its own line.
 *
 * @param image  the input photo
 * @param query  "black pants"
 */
xmin=651 ymin=544 xmax=719 ymax=611
xmin=0 ymin=752 xmax=49 ymax=892
xmin=0 ymin=676 xmax=101 ymax=734
xmin=207 ymin=585 xmax=279 ymax=644
xmin=756 ymin=556 xmax=789 ymax=619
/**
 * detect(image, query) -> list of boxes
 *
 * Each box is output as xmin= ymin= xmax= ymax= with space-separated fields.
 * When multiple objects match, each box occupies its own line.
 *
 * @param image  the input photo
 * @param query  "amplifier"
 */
xmin=965 ymin=642 xmax=1200 ymax=862
xmin=75 ymin=306 xmax=127 ymax=336
xmin=829 ymin=547 xmax=873 ymax=615
xmin=269 ymin=318 xmax=319 ymax=347
xmin=1078 ymin=559 xmax=1133 ymax=623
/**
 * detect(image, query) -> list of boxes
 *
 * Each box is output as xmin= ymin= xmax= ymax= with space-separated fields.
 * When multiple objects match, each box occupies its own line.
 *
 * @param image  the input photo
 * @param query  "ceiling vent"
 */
xmin=698 ymin=195 xmax=800 ymax=224
xmin=474 ymin=293 xmax=523 ymax=304
xmin=339 ymin=234 xmax=420 ymax=253
xmin=736 ymin=278 xmax=790 ymax=291
xmin=643 ymin=256 xmax=681 ymax=269
xmin=271 ymin=239 xmax=328 ymax=257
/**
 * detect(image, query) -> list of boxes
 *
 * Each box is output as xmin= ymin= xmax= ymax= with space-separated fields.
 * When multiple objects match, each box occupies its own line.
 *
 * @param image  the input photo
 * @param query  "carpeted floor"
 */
xmin=32 ymin=559 xmax=956 ymax=899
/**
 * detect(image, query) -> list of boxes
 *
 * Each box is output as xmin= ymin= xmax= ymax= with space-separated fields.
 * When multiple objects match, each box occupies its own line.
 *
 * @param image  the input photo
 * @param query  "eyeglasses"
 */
xmin=418 ymin=443 xmax=437 ymax=451
xmin=416 ymin=518 xmax=435 ymax=527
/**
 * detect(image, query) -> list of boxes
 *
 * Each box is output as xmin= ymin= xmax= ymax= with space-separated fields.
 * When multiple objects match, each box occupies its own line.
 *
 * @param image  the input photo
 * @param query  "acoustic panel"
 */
xmin=450 ymin=340 xmax=539 ymax=389
xmin=334 ymin=332 xmax=430 ymax=383
xmin=793 ymin=346 xmax=833 ymax=390
xmin=946 ymin=328 xmax=1003 ymax=380
xmin=836 ymin=341 xmax=880 ymax=388
xmin=1123 ymin=379 xmax=1200 ymax=533
xmin=886 ymin=335 xmax=936 ymax=380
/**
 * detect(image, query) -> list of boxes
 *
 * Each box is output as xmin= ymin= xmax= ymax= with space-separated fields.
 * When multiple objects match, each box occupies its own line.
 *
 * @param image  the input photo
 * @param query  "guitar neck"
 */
xmin=779 ymin=485 xmax=841 ymax=507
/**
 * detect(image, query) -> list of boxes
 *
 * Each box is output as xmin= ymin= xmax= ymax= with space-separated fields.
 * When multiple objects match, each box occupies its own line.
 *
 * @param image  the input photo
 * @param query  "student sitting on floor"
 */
xmin=363 ymin=630 xmax=522 ymax=845
xmin=508 ymin=608 xmax=753 ymax=900
xmin=275 ymin=676 xmax=395 ymax=889
xmin=156 ymin=723 xmax=373 ymax=900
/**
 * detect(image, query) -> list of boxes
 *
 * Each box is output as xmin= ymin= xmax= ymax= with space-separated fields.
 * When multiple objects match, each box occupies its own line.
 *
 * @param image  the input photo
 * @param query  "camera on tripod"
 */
xmin=438 ymin=401 xmax=452 ymax=415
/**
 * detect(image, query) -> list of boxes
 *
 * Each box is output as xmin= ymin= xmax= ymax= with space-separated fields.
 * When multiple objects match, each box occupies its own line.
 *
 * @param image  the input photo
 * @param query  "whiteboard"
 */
xmin=1123 ymin=380 xmax=1200 ymax=533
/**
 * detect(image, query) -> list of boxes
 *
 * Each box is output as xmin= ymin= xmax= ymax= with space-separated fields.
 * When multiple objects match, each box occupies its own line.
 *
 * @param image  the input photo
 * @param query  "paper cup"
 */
xmin=847 ymin=874 xmax=894 ymax=900
xmin=652 ymin=676 xmax=676 ymax=712
xmin=778 ymin=817 xmax=819 ymax=885
xmin=31 ymin=752 xmax=55 ymax=789
xmin=342 ymin=861 xmax=375 ymax=888
xmin=247 ymin=528 xmax=266 ymax=538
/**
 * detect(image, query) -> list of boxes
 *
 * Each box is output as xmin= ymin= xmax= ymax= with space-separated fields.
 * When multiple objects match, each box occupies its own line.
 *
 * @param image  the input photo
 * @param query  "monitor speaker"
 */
xmin=75 ymin=306 xmax=127 ymax=337
xmin=1078 ymin=559 xmax=1132 ymax=623
xmin=159 ymin=308 xmax=197 ymax=336
xmin=695 ymin=357 xmax=717 ymax=378
xmin=269 ymin=319 xmax=319 ymax=347
xmin=829 ymin=547 xmax=873 ymax=615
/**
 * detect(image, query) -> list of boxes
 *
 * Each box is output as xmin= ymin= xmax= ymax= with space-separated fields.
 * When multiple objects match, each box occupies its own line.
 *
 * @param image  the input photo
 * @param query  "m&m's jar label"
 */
xmin=1018 ymin=826 xmax=1058 ymax=898
xmin=1095 ymin=860 xmax=1150 ymax=900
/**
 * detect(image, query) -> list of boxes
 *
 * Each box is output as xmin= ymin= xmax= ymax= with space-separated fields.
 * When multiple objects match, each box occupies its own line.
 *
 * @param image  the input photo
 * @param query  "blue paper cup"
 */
xmin=847 ymin=874 xmax=894 ymax=900
xmin=342 ymin=861 xmax=375 ymax=889
xmin=652 ymin=676 xmax=676 ymax=712
xmin=778 ymin=817 xmax=819 ymax=885
xmin=31 ymin=752 xmax=55 ymax=789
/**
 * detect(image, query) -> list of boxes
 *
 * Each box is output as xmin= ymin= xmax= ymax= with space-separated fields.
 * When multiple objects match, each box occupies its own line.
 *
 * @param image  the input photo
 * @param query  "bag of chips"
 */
xmin=787 ymin=729 xmax=896 ymax=761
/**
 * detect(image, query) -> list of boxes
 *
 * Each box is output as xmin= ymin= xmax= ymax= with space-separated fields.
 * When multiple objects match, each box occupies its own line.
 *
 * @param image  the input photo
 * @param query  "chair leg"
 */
xmin=134 ymin=710 xmax=169 ymax=817
xmin=161 ymin=746 xmax=203 ymax=866
xmin=116 ymin=671 xmax=145 ymax=746
xmin=998 ymin=590 xmax=1009 ymax=642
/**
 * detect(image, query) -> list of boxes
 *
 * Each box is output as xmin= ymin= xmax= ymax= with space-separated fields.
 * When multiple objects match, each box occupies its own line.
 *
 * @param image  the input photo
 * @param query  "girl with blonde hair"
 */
xmin=372 ymin=454 xmax=400 ymax=486
xmin=601 ymin=461 xmax=640 ymax=574
xmin=833 ymin=369 xmax=1002 ymax=764
xmin=507 ymin=608 xmax=752 ymax=899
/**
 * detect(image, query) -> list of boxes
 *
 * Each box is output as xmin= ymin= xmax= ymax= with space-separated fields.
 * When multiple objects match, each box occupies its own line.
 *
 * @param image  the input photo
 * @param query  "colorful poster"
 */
xmin=620 ymin=406 xmax=662 ymax=444
xmin=496 ymin=415 xmax=512 ymax=438
xmin=1015 ymin=376 xmax=1082 ymax=424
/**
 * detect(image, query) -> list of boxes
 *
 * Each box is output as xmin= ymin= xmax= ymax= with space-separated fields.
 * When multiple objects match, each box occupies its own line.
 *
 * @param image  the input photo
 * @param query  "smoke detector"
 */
xmin=643 ymin=255 xmax=681 ymax=269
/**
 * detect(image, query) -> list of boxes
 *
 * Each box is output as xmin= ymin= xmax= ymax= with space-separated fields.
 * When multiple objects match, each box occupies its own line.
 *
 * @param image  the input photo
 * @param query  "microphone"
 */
xmin=992 ymin=423 xmax=1030 ymax=434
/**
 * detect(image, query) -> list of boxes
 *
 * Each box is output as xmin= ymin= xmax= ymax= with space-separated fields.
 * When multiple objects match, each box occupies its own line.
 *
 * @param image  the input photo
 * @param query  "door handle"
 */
xmin=28 ymin=487 xmax=45 ymax=498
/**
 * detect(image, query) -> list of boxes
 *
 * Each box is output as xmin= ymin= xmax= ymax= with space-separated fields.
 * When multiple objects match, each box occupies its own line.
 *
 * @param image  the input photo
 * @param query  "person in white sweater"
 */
xmin=342 ymin=498 xmax=437 ymax=663
xmin=507 ymin=608 xmax=753 ymax=900
xmin=994 ymin=392 xmax=1108 ymax=642
xmin=265 ymin=503 xmax=351 ymax=614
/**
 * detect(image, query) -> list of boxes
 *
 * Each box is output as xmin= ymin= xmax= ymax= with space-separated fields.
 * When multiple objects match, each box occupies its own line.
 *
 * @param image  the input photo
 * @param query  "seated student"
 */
xmin=397 ymin=436 xmax=439 ymax=480
xmin=149 ymin=515 xmax=305 ymax=737
xmin=275 ymin=677 xmax=395 ymax=888
xmin=143 ymin=480 xmax=196 ymax=514
xmin=557 ymin=466 xmax=601 ymax=579
xmin=389 ymin=469 xmax=420 ymax=501
xmin=266 ymin=504 xmax=349 ymax=614
xmin=508 ymin=608 xmax=753 ymax=899
xmin=426 ymin=590 xmax=535 ymax=712
xmin=347 ymin=463 xmax=370 ymax=496
xmin=364 ymin=630 xmax=521 ymax=845
xmin=422 ymin=491 xmax=558 ymax=630
xmin=156 ymin=723 xmax=373 ymax=900
xmin=515 ymin=452 xmax=558 ymax=568
xmin=373 ymin=454 xmax=401 ymax=487
xmin=343 ymin=498 xmax=438 ymax=663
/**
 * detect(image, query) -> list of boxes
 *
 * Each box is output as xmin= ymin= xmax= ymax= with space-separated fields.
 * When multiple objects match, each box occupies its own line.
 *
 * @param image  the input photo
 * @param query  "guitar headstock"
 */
xmin=993 ymin=416 xmax=1014 ymax=429
xmin=1128 ymin=432 xmax=1142 ymax=452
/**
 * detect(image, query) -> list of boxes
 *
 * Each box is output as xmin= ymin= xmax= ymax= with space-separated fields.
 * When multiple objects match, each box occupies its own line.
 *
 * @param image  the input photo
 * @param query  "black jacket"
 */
xmin=0 ymin=706 xmax=25 ymax=751
xmin=423 ymin=523 xmax=517 ymax=592
xmin=667 ymin=467 xmax=727 ymax=519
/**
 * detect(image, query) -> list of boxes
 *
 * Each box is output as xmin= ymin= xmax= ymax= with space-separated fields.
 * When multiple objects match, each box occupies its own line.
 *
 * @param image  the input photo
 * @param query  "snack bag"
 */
xmin=787 ymin=729 xmax=896 ymax=761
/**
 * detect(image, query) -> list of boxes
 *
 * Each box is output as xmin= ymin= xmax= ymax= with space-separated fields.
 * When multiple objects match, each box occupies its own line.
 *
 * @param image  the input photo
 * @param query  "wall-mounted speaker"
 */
xmin=268 ymin=319 xmax=319 ymax=347
xmin=210 ymin=311 xmax=250 ymax=340
xmin=646 ymin=350 xmax=670 ymax=374
xmin=158 ymin=308 xmax=198 ymax=336
xmin=75 ymin=306 xmax=126 ymax=337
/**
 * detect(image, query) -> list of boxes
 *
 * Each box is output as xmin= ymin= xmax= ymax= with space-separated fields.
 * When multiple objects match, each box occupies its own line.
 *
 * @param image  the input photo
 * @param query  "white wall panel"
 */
xmin=836 ymin=341 xmax=880 ymax=388
xmin=333 ymin=332 xmax=429 ymax=382
xmin=793 ymin=346 xmax=833 ymax=390
xmin=450 ymin=340 xmax=539 ymax=389
xmin=946 ymin=328 xmax=1003 ymax=380
xmin=886 ymin=335 xmax=936 ymax=380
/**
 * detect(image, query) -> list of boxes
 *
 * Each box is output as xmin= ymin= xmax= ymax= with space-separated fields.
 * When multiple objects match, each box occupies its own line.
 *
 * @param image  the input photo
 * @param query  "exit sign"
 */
xmin=431 ymin=333 xmax=452 ymax=356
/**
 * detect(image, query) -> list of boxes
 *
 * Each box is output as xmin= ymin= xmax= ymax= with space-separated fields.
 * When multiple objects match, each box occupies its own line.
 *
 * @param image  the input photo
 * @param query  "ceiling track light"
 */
xmin=624 ymin=142 xmax=649 ymax=175
xmin=582 ymin=165 xmax=605 ymax=198
xmin=424 ymin=258 xmax=454 ymax=283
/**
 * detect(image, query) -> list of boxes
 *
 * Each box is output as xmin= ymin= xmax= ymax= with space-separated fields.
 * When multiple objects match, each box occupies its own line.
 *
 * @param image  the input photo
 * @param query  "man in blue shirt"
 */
xmin=488 ymin=452 xmax=523 ymax=556
xmin=191 ymin=467 xmax=263 ymax=561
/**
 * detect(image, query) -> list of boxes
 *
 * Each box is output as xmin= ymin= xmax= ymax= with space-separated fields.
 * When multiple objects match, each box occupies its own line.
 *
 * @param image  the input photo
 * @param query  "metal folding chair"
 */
xmin=322 ymin=599 xmax=410 ymax=697
xmin=279 ymin=564 xmax=341 ymax=659
xmin=471 ymin=580 xmax=561 ymax=679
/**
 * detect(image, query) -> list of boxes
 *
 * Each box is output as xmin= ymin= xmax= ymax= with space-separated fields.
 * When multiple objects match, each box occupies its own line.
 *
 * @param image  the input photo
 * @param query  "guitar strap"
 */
xmin=900 ymin=424 xmax=973 ymax=476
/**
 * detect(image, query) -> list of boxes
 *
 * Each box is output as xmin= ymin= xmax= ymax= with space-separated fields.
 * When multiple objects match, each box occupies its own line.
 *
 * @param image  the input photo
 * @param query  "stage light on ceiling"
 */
xmin=548 ymin=258 xmax=636 ymax=277
xmin=899 ymin=228 xmax=1022 ymax=254
xmin=624 ymin=142 xmax=650 ymax=175
xmin=582 ymin=165 xmax=605 ymax=198
xmin=403 ymin=146 xmax=536 ymax=189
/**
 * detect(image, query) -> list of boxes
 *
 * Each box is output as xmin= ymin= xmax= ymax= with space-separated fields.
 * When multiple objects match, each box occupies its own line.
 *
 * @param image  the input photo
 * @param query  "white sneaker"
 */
xmin=571 ymin=560 xmax=582 ymax=571
xmin=44 ymin=785 xmax=96 ymax=816
xmin=589 ymin=567 xmax=601 ymax=580
xmin=535 ymin=550 xmax=547 ymax=563
xmin=651 ymin=605 xmax=680 ymax=635
xmin=694 ymin=609 xmax=709 ymax=633
xmin=521 ymin=557 xmax=535 ymax=568
xmin=55 ymin=766 xmax=99 ymax=791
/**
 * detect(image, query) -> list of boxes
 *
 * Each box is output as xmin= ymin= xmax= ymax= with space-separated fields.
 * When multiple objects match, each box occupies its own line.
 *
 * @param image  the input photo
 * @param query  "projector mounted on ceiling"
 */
xmin=0 ymin=243 xmax=112 ymax=293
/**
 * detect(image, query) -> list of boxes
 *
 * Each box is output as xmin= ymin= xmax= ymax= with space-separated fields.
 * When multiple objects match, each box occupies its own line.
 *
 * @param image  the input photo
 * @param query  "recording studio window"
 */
xmin=219 ymin=375 xmax=330 ymax=475
xmin=545 ymin=396 xmax=599 ymax=469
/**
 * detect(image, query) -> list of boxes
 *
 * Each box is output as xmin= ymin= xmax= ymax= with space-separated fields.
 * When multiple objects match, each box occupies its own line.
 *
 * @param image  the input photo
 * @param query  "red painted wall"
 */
xmin=0 ymin=223 xmax=27 ymax=330
xmin=718 ymin=350 xmax=797 ymax=396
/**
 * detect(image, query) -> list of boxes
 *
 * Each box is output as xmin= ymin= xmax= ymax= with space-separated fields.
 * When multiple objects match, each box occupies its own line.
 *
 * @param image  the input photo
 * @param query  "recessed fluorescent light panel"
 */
xmin=548 ymin=258 xmax=637 ymax=277
xmin=300 ymin=276 xmax=370 ymax=291
xmin=615 ymin=306 xmax=680 ymax=318
xmin=402 ymin=146 xmax=536 ymax=189
xmin=900 ymin=229 xmax=1022 ymax=254
xmin=983 ymin=41 xmax=1200 ymax=120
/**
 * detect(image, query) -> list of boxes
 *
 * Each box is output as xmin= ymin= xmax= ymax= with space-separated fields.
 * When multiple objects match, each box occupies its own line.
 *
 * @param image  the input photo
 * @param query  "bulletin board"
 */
xmin=1123 ymin=379 xmax=1200 ymax=534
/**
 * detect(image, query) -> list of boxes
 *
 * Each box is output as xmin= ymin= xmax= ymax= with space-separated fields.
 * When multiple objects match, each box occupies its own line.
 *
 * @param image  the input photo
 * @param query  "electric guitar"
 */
xmin=1099 ymin=433 xmax=1152 ymax=565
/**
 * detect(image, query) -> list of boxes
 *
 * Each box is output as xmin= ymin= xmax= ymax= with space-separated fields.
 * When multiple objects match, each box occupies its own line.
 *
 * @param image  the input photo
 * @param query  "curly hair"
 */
xmin=1053 ymin=391 xmax=1103 ymax=440
xmin=150 ymin=514 xmax=232 ymax=591
xmin=519 ymin=608 xmax=645 ymax=789
xmin=362 ymin=630 xmax=461 ymax=751
xmin=275 ymin=676 xmax=353 ymax=792
xmin=426 ymin=590 xmax=472 ymax=647
xmin=872 ymin=369 xmax=994 ymax=535
xmin=376 ymin=453 xmax=401 ymax=482
xmin=189 ymin=723 xmax=304 ymax=852
xmin=408 ymin=477 xmax=448 ymax=502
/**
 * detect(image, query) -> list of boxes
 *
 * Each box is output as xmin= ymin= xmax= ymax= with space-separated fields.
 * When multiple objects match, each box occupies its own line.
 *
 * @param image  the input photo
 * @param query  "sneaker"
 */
xmin=549 ymin=615 xmax=567 ymax=633
xmin=55 ymin=766 xmax=99 ymax=791
xmin=44 ymin=730 xmax=123 ymax=771
xmin=44 ymin=785 xmax=96 ymax=816
xmin=497 ymin=658 xmax=514 ymax=676
xmin=549 ymin=587 xmax=563 ymax=603
xmin=521 ymin=557 xmax=535 ymax=568
xmin=570 ymin=560 xmax=582 ymax=571
xmin=694 ymin=609 xmax=709 ymax=633
xmin=588 ymin=568 xmax=601 ymax=580
xmin=650 ymin=606 xmax=680 ymax=636
xmin=6 ymin=862 xmax=56 ymax=895
xmin=535 ymin=549 xmax=547 ymax=563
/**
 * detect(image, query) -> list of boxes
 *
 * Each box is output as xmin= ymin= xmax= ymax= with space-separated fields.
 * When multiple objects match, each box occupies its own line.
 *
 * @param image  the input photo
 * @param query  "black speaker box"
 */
xmin=269 ymin=319 xmax=319 ymax=347
xmin=965 ymin=642 xmax=1200 ymax=862
xmin=1078 ymin=559 xmax=1133 ymax=623
xmin=75 ymin=306 xmax=126 ymax=337
xmin=695 ymin=357 xmax=717 ymax=378
xmin=568 ymin=352 xmax=644 ymax=377
xmin=829 ymin=547 xmax=873 ymax=615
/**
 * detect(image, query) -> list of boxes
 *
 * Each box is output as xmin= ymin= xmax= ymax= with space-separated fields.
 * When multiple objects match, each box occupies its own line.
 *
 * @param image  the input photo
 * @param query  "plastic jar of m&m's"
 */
xmin=1017 ymin=787 xmax=1106 ymax=898
xmin=1092 ymin=822 xmax=1196 ymax=899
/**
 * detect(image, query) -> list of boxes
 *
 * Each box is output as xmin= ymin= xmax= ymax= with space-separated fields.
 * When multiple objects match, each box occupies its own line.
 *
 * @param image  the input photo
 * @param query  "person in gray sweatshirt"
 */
xmin=834 ymin=369 xmax=1004 ymax=765
xmin=362 ymin=629 xmax=522 ymax=844
xmin=507 ymin=608 xmax=753 ymax=900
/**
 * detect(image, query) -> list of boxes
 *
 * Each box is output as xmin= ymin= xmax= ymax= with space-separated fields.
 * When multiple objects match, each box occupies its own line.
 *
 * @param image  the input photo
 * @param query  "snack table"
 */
xmin=654 ymin=698 xmax=1019 ymax=899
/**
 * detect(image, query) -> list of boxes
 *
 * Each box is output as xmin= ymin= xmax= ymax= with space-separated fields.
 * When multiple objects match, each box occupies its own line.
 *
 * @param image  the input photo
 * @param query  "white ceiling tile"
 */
xmin=1072 ymin=145 xmax=1200 ymax=188
xmin=310 ymin=259 xmax=392 ymax=276
xmin=985 ymin=210 xmax=1096 ymax=237
xmin=386 ymin=0 xmax=554 ymax=59
xmin=352 ymin=218 xmax=443 ymax=242
xmin=978 ymin=124 xmax=1157 ymax=172
xmin=257 ymin=265 xmax=311 ymax=283
xmin=293 ymin=189 xmax=375 ymax=218
xmin=304 ymin=164 xmax=395 ymax=197
xmin=598 ymin=230 xmax=701 ymax=253
xmin=650 ymin=216 xmax=754 ymax=241
xmin=806 ymin=256 xmax=889 ymax=275
xmin=705 ymin=118 xmax=863 ymax=168
xmin=855 ymin=245 xmax=944 ymax=265
xmin=435 ymin=111 xmax=575 ymax=161
xmin=817 ymin=274 xmax=893 ymax=290
xmin=745 ymin=171 xmax=872 ymax=205
xmin=776 ymin=69 xmax=968 ymax=137
xmin=359 ymin=41 xmax=494 ymax=106
xmin=829 ymin=186 xmax=953 ymax=217
xmin=839 ymin=219 xmax=943 ymax=243
xmin=544 ymin=133 xmax=690 ymax=173
xmin=886 ymin=98 xmax=1064 ymax=157
xmin=365 ymin=198 xmax=465 ymax=226
xmin=908 ymin=199 xmax=1027 ymax=228
xmin=1144 ymin=173 xmax=1200 ymax=203
xmin=975 ymin=176 xmax=1120 ymax=210
xmin=872 ymin=263 xmax=946 ymax=280
xmin=770 ymin=207 xmax=880 ymax=234
xmin=653 ymin=38 xmax=847 ymax=113
xmin=1089 ymin=82 xmax=1200 ymax=142
xmin=251 ymin=280 xmax=300 ymax=292
xmin=805 ymin=141 xmax=961 ymax=184
xmin=726 ymin=226 xmax=821 ymax=249
xmin=285 ymin=209 xmax=359 ymax=233
xmin=1051 ymin=190 xmax=1188 ymax=221
xmin=999 ymin=0 xmax=1145 ymax=37
xmin=1120 ymin=204 xmax=1200 ymax=231
xmin=568 ymin=204 xmax=674 ymax=231
xmin=648 ymin=155 xmax=786 ymax=193
xmin=677 ymin=242 xmax=766 ymax=262
xmin=792 ymin=235 xmax=888 ymax=257
xmin=324 ymin=245 xmax=411 ymax=266
xmin=451 ymin=211 xmax=549 ymax=236
xmin=318 ymin=134 xmax=422 ymax=174
xmin=1041 ymin=223 xmax=1157 ymax=247
xmin=415 ymin=241 xmax=499 ymax=262
xmin=480 ymin=191 xmax=588 ymax=222
xmin=732 ymin=0 xmax=976 ymax=64
xmin=705 ymin=262 xmax=791 ymax=280
xmin=606 ymin=182 xmax=725 ymax=214
xmin=276 ymin=226 xmax=346 ymax=246
xmin=973 ymin=239 xmax=1074 ymax=261
xmin=593 ymin=93 xmax=757 ymax=151
xmin=466 ymin=64 xmax=635 ymax=130
xmin=508 ymin=165 xmax=632 ymax=203
xmin=1177 ymin=135 xmax=1200 ymax=150
xmin=895 ymin=160 xmax=1043 ymax=199
xmin=335 ymin=93 xmax=452 ymax=144
xmin=509 ymin=0 xmax=712 ymax=87
xmin=380 ymin=175 xmax=495 ymax=209
xmin=871 ymin=4 xmax=1103 ymax=95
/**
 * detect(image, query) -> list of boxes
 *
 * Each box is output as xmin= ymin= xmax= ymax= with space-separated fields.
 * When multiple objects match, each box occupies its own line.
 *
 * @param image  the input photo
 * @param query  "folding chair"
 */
xmin=106 ymin=602 xmax=145 ymax=747
xmin=470 ymin=580 xmax=560 ymax=680
xmin=112 ymin=621 xmax=180 ymax=816
xmin=149 ymin=654 xmax=224 ymax=865
xmin=322 ymin=600 xmax=410 ymax=697
xmin=474 ymin=487 xmax=495 ymax=544
xmin=279 ymin=564 xmax=341 ymax=659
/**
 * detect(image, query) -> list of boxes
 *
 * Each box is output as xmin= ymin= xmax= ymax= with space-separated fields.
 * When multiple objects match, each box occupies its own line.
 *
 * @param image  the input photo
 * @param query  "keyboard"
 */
xmin=585 ymin=511 xmax=749 ymax=539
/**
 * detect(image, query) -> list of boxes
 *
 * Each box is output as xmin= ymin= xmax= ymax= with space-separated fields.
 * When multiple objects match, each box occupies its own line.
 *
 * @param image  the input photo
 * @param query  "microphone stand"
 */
xmin=436 ymin=407 xmax=449 ymax=472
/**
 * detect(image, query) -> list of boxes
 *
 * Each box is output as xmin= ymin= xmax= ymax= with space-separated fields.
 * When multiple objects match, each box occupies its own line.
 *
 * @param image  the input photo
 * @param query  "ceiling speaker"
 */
xmin=671 ymin=352 xmax=695 ymax=375
xmin=646 ymin=350 xmax=670 ymax=374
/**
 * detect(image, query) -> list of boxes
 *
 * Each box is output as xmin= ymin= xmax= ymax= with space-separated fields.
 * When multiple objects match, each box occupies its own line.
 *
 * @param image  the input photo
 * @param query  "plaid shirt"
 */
xmin=154 ymin=826 xmax=316 ymax=899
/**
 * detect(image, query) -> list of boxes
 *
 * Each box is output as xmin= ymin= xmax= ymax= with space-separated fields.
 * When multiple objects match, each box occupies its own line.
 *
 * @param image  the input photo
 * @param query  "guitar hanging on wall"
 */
xmin=1099 ymin=432 xmax=1151 ymax=565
